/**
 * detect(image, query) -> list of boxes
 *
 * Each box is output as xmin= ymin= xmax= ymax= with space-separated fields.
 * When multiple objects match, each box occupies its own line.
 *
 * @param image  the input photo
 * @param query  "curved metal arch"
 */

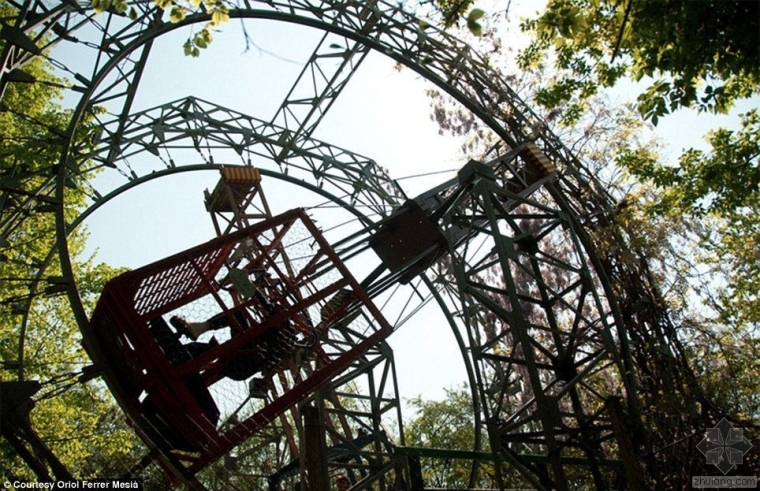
xmin=7 ymin=97 xmax=486 ymax=485
xmin=14 ymin=100 xmax=477 ymax=388
xmin=73 ymin=96 xmax=407 ymax=221
xmin=69 ymin=165 xmax=384 ymax=232
xmin=49 ymin=0 xmax=628 ymax=392
xmin=4 ymin=0 xmax=612 ymax=205
xmin=61 ymin=162 xmax=470 ymax=484
xmin=0 ymin=0 xmax=612 ymax=281
xmin=1 ymin=0 xmax=641 ymax=488
xmin=3 ymin=0 xmax=617 ymax=269
xmin=430 ymin=174 xmax=622 ymax=489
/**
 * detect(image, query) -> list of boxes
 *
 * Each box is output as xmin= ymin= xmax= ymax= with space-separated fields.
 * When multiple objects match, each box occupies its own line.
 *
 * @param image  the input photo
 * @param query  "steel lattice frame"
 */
xmin=0 ymin=1 xmax=646 ymax=489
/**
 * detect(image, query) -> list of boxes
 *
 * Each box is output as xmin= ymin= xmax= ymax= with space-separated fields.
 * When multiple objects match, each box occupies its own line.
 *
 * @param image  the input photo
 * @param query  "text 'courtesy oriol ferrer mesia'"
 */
xmin=3 ymin=481 xmax=141 ymax=490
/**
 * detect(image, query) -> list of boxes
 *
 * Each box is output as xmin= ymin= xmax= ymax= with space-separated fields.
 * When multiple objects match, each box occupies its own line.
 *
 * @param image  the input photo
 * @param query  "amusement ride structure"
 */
xmin=0 ymin=1 xmax=709 ymax=489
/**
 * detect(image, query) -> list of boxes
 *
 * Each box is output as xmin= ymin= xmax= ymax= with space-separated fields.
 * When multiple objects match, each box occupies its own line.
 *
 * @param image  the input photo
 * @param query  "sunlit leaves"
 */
xmin=149 ymin=0 xmax=230 ymax=26
xmin=614 ymin=109 xmax=760 ymax=420
xmin=0 ymin=41 xmax=133 ymax=478
xmin=89 ymin=1 xmax=230 ymax=56
xmin=90 ymin=0 xmax=128 ymax=14
xmin=436 ymin=0 xmax=476 ymax=28
xmin=210 ymin=7 xmax=230 ymax=25
xmin=516 ymin=0 xmax=759 ymax=343
xmin=636 ymin=79 xmax=671 ymax=125
xmin=466 ymin=8 xmax=485 ymax=36
xmin=533 ymin=0 xmax=587 ymax=41
xmin=705 ymin=211 xmax=760 ymax=326
xmin=169 ymin=5 xmax=187 ymax=23
xmin=182 ymin=27 xmax=213 ymax=57
xmin=405 ymin=386 xmax=497 ymax=488
xmin=519 ymin=0 xmax=760 ymax=120
xmin=151 ymin=0 xmax=229 ymax=56
xmin=431 ymin=0 xmax=486 ymax=36
xmin=685 ymin=209 xmax=760 ymax=420
xmin=629 ymin=109 xmax=760 ymax=216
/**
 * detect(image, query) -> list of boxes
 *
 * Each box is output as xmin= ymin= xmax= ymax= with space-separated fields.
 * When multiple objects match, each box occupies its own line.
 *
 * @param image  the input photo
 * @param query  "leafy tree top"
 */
xmin=517 ymin=0 xmax=759 ymax=125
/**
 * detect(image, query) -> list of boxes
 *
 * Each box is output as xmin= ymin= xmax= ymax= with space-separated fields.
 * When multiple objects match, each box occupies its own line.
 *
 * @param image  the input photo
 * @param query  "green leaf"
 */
xmin=465 ymin=8 xmax=486 ymax=36
xmin=169 ymin=6 xmax=186 ymax=23
xmin=211 ymin=8 xmax=230 ymax=25
xmin=517 ymin=0 xmax=760 ymax=122
xmin=183 ymin=39 xmax=195 ymax=57
xmin=467 ymin=8 xmax=485 ymax=22
xmin=467 ymin=20 xmax=483 ymax=37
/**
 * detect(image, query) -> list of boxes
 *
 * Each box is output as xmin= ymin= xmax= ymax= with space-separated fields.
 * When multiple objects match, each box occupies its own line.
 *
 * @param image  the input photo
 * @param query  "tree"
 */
xmin=516 ymin=0 xmax=759 ymax=219
xmin=425 ymin=0 xmax=758 ymax=223
xmin=620 ymin=109 xmax=759 ymax=216
xmin=619 ymin=108 xmax=759 ymax=337
xmin=0 ymin=22 xmax=141 ymax=479
xmin=424 ymin=28 xmax=759 ymax=481
xmin=90 ymin=0 xmax=230 ymax=56
xmin=504 ymin=2 xmax=760 ymax=440
xmin=405 ymin=385 xmax=500 ymax=489
xmin=517 ymin=0 xmax=759 ymax=123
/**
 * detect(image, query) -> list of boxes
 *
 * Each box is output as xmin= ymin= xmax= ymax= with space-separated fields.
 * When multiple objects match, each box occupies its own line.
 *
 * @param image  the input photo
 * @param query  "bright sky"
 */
xmin=80 ymin=16 xmax=469 ymax=407
xmin=77 ymin=1 xmax=757 ymax=411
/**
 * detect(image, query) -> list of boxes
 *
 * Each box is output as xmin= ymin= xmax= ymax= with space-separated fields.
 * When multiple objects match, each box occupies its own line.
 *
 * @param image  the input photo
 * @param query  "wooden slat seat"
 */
xmin=205 ymin=167 xmax=262 ymax=212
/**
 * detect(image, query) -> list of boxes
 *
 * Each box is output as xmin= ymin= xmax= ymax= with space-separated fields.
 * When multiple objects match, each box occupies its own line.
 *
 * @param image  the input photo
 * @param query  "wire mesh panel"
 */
xmin=86 ymin=208 xmax=393 ymax=479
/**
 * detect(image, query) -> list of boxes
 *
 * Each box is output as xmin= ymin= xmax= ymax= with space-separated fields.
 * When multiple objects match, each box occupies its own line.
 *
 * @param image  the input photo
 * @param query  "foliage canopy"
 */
xmin=518 ymin=0 xmax=760 ymax=125
xmin=0 ymin=30 xmax=139 ymax=479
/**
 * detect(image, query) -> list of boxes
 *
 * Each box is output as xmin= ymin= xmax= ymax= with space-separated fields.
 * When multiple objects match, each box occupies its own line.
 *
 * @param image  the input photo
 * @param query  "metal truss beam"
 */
xmin=82 ymin=96 xmax=405 ymax=219
xmin=269 ymin=29 xmax=371 ymax=146
xmin=199 ymin=169 xmax=406 ymax=488
xmin=421 ymin=161 xmax=631 ymax=489
xmin=0 ymin=0 xmax=644 ymax=488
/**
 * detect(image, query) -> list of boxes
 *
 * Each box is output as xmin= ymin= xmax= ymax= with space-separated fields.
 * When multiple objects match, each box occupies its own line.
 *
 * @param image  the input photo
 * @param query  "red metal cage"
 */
xmin=86 ymin=209 xmax=392 ymax=477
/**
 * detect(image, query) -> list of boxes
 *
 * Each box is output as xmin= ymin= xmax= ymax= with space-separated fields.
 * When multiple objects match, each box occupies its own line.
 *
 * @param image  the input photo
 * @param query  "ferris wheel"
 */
xmin=0 ymin=2 xmax=654 ymax=489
